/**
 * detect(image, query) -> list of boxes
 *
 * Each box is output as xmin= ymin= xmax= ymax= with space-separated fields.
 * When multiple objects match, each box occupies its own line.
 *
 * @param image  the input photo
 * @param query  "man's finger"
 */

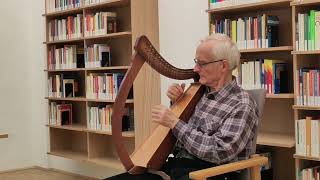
xmin=181 ymin=83 xmax=186 ymax=90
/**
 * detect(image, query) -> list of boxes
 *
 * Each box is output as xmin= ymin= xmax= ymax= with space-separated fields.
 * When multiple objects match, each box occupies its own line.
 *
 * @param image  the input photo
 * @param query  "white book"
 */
xmin=300 ymin=119 xmax=306 ymax=156
xmin=315 ymin=11 xmax=320 ymax=50
xmin=311 ymin=120 xmax=319 ymax=157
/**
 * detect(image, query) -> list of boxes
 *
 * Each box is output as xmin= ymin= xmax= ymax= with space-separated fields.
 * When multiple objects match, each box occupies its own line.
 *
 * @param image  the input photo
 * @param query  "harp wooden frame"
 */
xmin=111 ymin=35 xmax=204 ymax=174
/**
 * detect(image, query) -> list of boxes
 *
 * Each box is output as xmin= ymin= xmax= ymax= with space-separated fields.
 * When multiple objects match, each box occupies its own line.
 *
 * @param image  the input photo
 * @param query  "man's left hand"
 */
xmin=152 ymin=105 xmax=179 ymax=129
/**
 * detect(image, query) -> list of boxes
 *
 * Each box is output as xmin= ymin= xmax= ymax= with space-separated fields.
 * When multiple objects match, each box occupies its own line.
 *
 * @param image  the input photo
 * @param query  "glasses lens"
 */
xmin=194 ymin=58 xmax=202 ymax=67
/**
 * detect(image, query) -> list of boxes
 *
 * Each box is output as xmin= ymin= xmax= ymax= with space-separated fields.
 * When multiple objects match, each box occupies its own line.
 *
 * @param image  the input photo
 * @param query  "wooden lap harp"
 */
xmin=111 ymin=35 xmax=205 ymax=174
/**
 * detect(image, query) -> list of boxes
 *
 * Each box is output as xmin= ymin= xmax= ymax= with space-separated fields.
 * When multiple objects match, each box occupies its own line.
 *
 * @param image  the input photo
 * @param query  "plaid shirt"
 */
xmin=172 ymin=79 xmax=259 ymax=165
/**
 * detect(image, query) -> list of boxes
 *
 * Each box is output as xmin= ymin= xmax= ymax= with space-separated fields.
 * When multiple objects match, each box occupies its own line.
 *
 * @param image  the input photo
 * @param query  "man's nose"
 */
xmin=193 ymin=64 xmax=200 ymax=72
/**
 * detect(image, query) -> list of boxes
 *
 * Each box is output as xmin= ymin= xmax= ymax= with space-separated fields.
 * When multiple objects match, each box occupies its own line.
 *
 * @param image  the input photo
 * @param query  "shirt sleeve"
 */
xmin=172 ymin=103 xmax=258 ymax=164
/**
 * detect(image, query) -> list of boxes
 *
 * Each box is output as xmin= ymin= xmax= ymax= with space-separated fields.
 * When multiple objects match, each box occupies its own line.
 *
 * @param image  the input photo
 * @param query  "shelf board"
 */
xmin=43 ymin=7 xmax=83 ymax=17
xmin=48 ymin=151 xmax=88 ymax=161
xmin=239 ymin=46 xmax=293 ymax=53
xmin=46 ymin=97 xmax=87 ymax=102
xmin=87 ymin=99 xmax=134 ymax=103
xmin=257 ymin=131 xmax=295 ymax=148
xmin=291 ymin=0 xmax=320 ymax=6
xmin=45 ymin=68 xmax=84 ymax=72
xmin=47 ymin=124 xmax=86 ymax=131
xmin=84 ymin=66 xmax=130 ymax=71
xmin=89 ymin=157 xmax=124 ymax=170
xmin=46 ymin=97 xmax=133 ymax=103
xmin=207 ymin=0 xmax=291 ymax=13
xmin=266 ymin=93 xmax=294 ymax=99
xmin=45 ymin=66 xmax=131 ymax=72
xmin=44 ymin=32 xmax=131 ymax=44
xmin=294 ymin=154 xmax=320 ymax=161
xmin=87 ymin=129 xmax=134 ymax=137
xmin=44 ymin=38 xmax=84 ymax=45
xmin=43 ymin=0 xmax=130 ymax=17
xmin=291 ymin=50 xmax=320 ymax=55
xmin=84 ymin=31 xmax=132 ymax=40
xmin=47 ymin=125 xmax=135 ymax=137
xmin=48 ymin=151 xmax=124 ymax=170
xmin=292 ymin=105 xmax=320 ymax=110
xmin=0 ymin=133 xmax=8 ymax=139
xmin=83 ymin=0 xmax=130 ymax=10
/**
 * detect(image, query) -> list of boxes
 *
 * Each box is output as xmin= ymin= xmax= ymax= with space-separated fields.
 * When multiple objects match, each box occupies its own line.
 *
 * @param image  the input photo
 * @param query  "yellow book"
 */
xmin=232 ymin=20 xmax=237 ymax=44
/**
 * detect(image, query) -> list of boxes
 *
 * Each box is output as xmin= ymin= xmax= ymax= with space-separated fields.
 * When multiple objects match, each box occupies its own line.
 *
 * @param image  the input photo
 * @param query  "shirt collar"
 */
xmin=206 ymin=77 xmax=237 ymax=101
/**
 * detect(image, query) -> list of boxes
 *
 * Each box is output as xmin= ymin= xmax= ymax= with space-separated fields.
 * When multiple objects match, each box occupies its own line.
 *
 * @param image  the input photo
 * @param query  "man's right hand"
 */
xmin=167 ymin=83 xmax=185 ymax=103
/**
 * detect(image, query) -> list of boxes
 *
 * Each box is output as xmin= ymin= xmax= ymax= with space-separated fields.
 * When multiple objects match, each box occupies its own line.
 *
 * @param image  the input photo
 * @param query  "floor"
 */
xmin=0 ymin=167 xmax=98 ymax=180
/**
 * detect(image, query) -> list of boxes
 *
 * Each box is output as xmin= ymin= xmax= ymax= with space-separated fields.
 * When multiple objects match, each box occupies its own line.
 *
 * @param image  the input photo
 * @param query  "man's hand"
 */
xmin=152 ymin=105 xmax=180 ymax=129
xmin=167 ymin=83 xmax=185 ymax=103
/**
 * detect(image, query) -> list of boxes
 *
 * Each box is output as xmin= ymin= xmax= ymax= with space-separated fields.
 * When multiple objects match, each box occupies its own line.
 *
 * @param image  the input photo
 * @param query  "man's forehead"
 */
xmin=196 ymin=42 xmax=215 ymax=56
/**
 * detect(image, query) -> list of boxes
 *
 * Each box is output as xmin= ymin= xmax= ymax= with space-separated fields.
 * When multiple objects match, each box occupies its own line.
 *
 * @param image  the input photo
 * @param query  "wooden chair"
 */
xmin=189 ymin=89 xmax=267 ymax=180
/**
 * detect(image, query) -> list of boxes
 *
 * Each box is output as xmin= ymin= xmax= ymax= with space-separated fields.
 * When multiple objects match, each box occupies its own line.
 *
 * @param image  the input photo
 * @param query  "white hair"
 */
xmin=201 ymin=33 xmax=240 ymax=70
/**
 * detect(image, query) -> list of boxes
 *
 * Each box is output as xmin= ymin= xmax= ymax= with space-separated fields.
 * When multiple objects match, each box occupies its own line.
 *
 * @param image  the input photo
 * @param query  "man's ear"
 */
xmin=221 ymin=60 xmax=229 ymax=72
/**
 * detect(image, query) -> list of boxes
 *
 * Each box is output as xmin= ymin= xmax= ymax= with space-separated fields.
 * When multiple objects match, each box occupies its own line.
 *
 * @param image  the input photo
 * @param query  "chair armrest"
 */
xmin=189 ymin=155 xmax=268 ymax=180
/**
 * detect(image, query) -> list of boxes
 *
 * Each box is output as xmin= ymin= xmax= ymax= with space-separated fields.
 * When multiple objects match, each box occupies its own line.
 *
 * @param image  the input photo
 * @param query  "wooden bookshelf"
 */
xmin=45 ymin=66 xmax=131 ymax=72
xmin=43 ymin=0 xmax=130 ymax=17
xmin=45 ymin=97 xmax=87 ymax=102
xmin=292 ymin=105 xmax=320 ymax=110
xmin=46 ymin=68 xmax=84 ymax=72
xmin=207 ymin=0 xmax=291 ymax=13
xmin=47 ymin=124 xmax=86 ymax=131
xmin=47 ymin=124 xmax=134 ymax=137
xmin=45 ymin=97 xmax=133 ymax=103
xmin=83 ymin=0 xmax=130 ymax=10
xmin=43 ymin=8 xmax=83 ymax=17
xmin=294 ymin=154 xmax=320 ymax=161
xmin=266 ymin=93 xmax=294 ymax=99
xmin=208 ymin=0 xmax=295 ymax=179
xmin=239 ymin=46 xmax=293 ymax=53
xmin=44 ymin=0 xmax=160 ymax=171
xmin=44 ymin=38 xmax=84 ymax=45
xmin=290 ymin=0 xmax=320 ymax=7
xmin=86 ymin=129 xmax=134 ymax=137
xmin=83 ymin=31 xmax=132 ymax=40
xmin=48 ymin=151 xmax=88 ymax=161
xmin=257 ymin=131 xmax=295 ymax=148
xmin=84 ymin=66 xmax=130 ymax=71
xmin=291 ymin=1 xmax=320 ymax=178
xmin=47 ymin=150 xmax=125 ymax=170
xmin=86 ymin=99 xmax=134 ymax=103
xmin=291 ymin=50 xmax=320 ymax=55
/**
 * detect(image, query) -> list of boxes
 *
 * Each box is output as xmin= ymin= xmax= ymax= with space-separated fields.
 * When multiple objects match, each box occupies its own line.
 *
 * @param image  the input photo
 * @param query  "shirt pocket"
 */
xmin=198 ymin=115 xmax=222 ymax=134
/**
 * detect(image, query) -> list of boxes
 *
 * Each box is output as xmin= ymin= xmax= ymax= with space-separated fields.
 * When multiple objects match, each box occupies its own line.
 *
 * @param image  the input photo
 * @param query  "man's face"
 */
xmin=193 ymin=41 xmax=223 ymax=86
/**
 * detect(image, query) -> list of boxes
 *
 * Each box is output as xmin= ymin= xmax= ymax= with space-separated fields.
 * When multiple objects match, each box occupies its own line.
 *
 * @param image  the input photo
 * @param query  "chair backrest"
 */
xmin=246 ymin=89 xmax=267 ymax=154
xmin=240 ymin=89 xmax=266 ymax=180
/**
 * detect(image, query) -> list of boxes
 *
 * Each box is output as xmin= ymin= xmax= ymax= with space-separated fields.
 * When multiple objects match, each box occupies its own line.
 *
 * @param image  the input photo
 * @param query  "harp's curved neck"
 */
xmin=134 ymin=35 xmax=199 ymax=81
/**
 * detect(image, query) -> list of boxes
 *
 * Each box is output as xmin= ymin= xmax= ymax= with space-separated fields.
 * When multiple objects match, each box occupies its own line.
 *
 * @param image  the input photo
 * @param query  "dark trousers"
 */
xmin=104 ymin=157 xmax=239 ymax=180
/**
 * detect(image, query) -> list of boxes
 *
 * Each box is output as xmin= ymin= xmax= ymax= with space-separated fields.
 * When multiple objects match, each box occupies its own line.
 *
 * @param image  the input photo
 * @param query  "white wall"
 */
xmin=0 ymin=0 xmax=38 ymax=171
xmin=158 ymin=0 xmax=208 ymax=105
xmin=0 ymin=0 xmax=208 ymax=178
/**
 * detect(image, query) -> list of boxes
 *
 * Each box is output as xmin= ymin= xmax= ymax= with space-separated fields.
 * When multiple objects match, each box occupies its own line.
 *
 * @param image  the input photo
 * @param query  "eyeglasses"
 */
xmin=193 ymin=58 xmax=224 ymax=68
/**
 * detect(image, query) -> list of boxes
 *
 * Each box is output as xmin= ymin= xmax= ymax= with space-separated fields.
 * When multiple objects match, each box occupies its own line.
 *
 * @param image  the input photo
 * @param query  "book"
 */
xmin=267 ymin=15 xmax=279 ymax=47
xmin=274 ymin=63 xmax=289 ymax=94
xmin=56 ymin=104 xmax=72 ymax=126
xmin=63 ymin=79 xmax=75 ymax=97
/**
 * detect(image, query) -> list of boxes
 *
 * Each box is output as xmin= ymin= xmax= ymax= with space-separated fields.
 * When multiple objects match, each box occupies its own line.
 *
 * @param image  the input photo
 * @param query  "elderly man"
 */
xmin=106 ymin=33 xmax=259 ymax=180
